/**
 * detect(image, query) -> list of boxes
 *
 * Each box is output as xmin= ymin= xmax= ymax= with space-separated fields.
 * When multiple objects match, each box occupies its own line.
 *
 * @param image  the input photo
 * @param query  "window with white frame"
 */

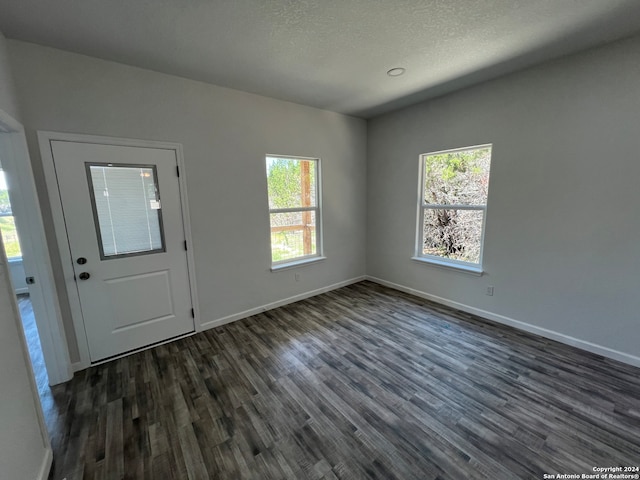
xmin=266 ymin=155 xmax=322 ymax=266
xmin=0 ymin=169 xmax=22 ymax=260
xmin=415 ymin=144 xmax=492 ymax=269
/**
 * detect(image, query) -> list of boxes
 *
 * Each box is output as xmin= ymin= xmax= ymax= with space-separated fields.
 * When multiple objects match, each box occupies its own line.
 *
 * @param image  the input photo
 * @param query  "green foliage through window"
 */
xmin=0 ymin=216 xmax=22 ymax=258
xmin=266 ymin=157 xmax=316 ymax=209
xmin=266 ymin=156 xmax=320 ymax=264
xmin=0 ymin=170 xmax=22 ymax=259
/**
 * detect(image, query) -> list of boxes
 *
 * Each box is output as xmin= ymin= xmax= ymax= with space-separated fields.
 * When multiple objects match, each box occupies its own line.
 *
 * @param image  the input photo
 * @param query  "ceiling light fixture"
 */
xmin=387 ymin=67 xmax=406 ymax=77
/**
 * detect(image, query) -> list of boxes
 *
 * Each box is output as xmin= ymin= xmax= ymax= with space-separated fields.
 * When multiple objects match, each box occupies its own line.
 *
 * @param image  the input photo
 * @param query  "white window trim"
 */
xmin=266 ymin=155 xmax=323 ymax=269
xmin=411 ymin=256 xmax=483 ymax=276
xmin=270 ymin=256 xmax=327 ymax=272
xmin=414 ymin=144 xmax=492 ymax=274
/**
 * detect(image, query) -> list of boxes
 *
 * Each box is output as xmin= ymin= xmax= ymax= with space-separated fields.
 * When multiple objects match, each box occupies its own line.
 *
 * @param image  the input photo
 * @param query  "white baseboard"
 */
xmin=367 ymin=276 xmax=640 ymax=368
xmin=71 ymin=361 xmax=85 ymax=372
xmin=69 ymin=276 xmax=366 ymax=373
xmin=200 ymin=276 xmax=367 ymax=331
xmin=37 ymin=447 xmax=53 ymax=480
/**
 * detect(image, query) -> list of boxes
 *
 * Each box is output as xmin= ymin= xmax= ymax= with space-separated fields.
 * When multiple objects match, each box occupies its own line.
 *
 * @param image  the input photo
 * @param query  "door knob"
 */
xmin=78 ymin=272 xmax=91 ymax=280
xmin=77 ymin=257 xmax=87 ymax=265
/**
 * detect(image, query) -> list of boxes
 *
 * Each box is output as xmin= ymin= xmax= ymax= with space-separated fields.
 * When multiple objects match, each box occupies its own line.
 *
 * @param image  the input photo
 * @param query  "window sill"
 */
xmin=411 ymin=256 xmax=483 ymax=276
xmin=7 ymin=257 xmax=23 ymax=264
xmin=271 ymin=256 xmax=326 ymax=272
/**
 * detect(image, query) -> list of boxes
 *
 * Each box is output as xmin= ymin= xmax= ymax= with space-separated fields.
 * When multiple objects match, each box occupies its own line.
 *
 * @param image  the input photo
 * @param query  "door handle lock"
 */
xmin=78 ymin=272 xmax=91 ymax=281
xmin=77 ymin=257 xmax=87 ymax=265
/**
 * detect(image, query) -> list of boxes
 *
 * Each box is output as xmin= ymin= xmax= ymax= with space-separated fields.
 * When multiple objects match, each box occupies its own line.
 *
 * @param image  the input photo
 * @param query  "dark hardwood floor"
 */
xmin=45 ymin=281 xmax=640 ymax=479
xmin=17 ymin=294 xmax=67 ymax=468
xmin=17 ymin=294 xmax=59 ymax=421
xmin=18 ymin=294 xmax=48 ymax=387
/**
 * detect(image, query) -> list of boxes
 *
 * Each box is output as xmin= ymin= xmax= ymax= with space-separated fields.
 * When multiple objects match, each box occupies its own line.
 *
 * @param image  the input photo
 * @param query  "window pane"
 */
xmin=422 ymin=209 xmax=483 ymax=263
xmin=88 ymin=165 xmax=165 ymax=258
xmin=423 ymin=147 xmax=491 ymax=205
xmin=0 ymin=172 xmax=11 ymax=214
xmin=0 ymin=216 xmax=22 ymax=259
xmin=270 ymin=210 xmax=317 ymax=263
xmin=0 ymin=171 xmax=21 ymax=259
xmin=266 ymin=157 xmax=317 ymax=209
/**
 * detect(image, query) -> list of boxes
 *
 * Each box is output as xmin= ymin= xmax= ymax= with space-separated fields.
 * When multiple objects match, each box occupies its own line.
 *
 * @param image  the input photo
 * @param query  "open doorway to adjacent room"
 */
xmin=0 ymin=115 xmax=73 ymax=460
xmin=0 ymin=167 xmax=49 ymax=391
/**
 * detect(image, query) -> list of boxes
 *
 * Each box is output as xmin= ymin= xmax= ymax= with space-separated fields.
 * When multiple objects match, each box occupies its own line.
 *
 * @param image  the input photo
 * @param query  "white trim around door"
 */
xmin=0 ymin=111 xmax=73 ymax=386
xmin=39 ymin=131 xmax=200 ymax=370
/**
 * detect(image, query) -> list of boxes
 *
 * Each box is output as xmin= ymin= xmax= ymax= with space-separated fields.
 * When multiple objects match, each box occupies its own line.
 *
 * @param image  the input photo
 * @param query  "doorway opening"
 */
xmin=0 ymin=158 xmax=62 ymax=462
xmin=0 ymin=166 xmax=52 ymax=400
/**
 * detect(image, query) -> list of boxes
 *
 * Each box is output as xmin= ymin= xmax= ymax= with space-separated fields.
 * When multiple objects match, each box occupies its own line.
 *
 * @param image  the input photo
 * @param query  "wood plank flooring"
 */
xmin=45 ymin=281 xmax=640 ymax=479
xmin=17 ymin=294 xmax=62 ymax=437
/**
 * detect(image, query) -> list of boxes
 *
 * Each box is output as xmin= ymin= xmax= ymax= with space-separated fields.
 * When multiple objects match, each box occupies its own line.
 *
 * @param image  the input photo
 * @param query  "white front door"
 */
xmin=50 ymin=140 xmax=194 ymax=362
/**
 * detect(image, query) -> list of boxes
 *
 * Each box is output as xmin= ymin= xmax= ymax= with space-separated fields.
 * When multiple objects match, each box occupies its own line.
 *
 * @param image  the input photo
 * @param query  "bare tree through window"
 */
xmin=418 ymin=145 xmax=492 ymax=265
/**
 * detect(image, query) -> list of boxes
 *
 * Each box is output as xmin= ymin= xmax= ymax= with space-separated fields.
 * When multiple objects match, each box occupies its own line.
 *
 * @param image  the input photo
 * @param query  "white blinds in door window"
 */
xmin=87 ymin=164 xmax=165 ymax=259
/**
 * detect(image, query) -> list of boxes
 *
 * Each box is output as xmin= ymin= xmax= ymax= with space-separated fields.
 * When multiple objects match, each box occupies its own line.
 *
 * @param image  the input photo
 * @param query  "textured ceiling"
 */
xmin=2 ymin=0 xmax=640 ymax=118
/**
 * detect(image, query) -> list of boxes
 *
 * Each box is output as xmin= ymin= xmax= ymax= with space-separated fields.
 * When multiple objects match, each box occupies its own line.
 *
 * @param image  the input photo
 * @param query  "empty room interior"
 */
xmin=1 ymin=1 xmax=640 ymax=479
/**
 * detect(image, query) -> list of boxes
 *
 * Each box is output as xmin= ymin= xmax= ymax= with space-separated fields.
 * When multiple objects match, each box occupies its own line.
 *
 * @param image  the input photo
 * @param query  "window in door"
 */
xmin=86 ymin=163 xmax=166 ymax=259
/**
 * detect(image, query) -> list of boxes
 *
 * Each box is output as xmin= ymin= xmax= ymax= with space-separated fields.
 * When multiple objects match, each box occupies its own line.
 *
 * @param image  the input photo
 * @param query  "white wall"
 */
xmin=367 ymin=35 xmax=640 ymax=364
xmin=8 ymin=41 xmax=367 ymax=364
xmin=0 ymin=239 xmax=49 ymax=479
xmin=8 ymin=33 xmax=639 ymax=369
xmin=0 ymin=32 xmax=19 ymax=121
xmin=0 ymin=30 xmax=51 ymax=480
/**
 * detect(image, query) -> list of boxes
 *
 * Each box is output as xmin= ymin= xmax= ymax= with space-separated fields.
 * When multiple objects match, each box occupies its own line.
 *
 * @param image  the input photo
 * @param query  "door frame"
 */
xmin=39 ymin=131 xmax=200 ymax=370
xmin=0 ymin=110 xmax=73 ymax=386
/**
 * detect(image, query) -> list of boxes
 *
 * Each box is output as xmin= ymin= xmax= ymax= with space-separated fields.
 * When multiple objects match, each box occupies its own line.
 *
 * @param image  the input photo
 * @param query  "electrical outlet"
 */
xmin=295 ymin=273 xmax=300 ymax=282
xmin=486 ymin=285 xmax=494 ymax=296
